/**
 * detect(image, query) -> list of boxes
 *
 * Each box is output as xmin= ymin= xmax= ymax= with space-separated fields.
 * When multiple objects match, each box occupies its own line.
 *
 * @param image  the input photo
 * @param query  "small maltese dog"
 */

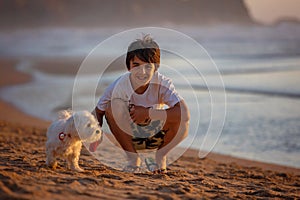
xmin=46 ymin=110 xmax=102 ymax=172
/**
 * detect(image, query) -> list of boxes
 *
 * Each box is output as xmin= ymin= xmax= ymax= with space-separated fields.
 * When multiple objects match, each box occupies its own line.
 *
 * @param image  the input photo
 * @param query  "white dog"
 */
xmin=46 ymin=110 xmax=102 ymax=172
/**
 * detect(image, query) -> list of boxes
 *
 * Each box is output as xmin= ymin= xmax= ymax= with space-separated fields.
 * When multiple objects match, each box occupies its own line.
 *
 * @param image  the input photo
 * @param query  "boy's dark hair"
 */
xmin=126 ymin=35 xmax=160 ymax=70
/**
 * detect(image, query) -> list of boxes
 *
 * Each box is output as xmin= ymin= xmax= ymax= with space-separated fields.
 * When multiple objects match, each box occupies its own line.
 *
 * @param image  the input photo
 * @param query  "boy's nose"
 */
xmin=140 ymin=66 xmax=146 ymax=74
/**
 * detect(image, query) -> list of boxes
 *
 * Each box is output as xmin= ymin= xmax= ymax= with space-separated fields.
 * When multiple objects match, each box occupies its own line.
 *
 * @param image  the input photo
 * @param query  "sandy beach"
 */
xmin=0 ymin=58 xmax=299 ymax=199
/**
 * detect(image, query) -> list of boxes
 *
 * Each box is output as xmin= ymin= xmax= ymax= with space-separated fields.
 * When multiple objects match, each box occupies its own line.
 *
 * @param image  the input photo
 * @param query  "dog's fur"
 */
xmin=46 ymin=110 xmax=102 ymax=172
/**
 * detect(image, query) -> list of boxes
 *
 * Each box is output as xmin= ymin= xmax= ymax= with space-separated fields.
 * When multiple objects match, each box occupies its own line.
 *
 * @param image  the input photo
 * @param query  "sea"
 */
xmin=1 ymin=24 xmax=300 ymax=168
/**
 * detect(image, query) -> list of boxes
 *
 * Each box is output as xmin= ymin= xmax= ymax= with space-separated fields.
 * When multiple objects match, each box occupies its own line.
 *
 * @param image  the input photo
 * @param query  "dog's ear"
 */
xmin=58 ymin=110 xmax=72 ymax=120
xmin=64 ymin=116 xmax=76 ymax=135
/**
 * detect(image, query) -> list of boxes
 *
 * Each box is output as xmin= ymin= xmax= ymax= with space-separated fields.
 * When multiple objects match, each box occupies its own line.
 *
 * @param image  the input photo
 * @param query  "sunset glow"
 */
xmin=244 ymin=0 xmax=300 ymax=24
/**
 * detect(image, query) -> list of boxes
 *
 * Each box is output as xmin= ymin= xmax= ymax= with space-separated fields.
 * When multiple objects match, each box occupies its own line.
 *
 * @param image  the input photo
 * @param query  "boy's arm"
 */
xmin=150 ymin=100 xmax=190 ymax=123
xmin=130 ymin=100 xmax=190 ymax=124
xmin=94 ymin=107 xmax=105 ymax=126
xmin=94 ymin=74 xmax=126 ymax=126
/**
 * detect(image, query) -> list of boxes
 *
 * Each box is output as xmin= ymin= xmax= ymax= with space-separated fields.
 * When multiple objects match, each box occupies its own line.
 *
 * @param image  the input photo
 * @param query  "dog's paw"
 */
xmin=73 ymin=167 xmax=84 ymax=172
xmin=46 ymin=161 xmax=57 ymax=170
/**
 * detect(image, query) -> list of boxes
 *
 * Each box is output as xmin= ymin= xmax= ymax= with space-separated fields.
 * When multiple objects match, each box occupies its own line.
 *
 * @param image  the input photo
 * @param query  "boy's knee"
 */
xmin=180 ymin=102 xmax=190 ymax=123
xmin=181 ymin=122 xmax=189 ymax=139
xmin=164 ymin=120 xmax=189 ymax=138
xmin=177 ymin=122 xmax=189 ymax=139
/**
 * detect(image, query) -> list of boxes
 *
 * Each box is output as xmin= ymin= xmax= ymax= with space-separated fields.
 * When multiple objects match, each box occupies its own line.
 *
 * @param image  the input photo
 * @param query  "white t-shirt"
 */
xmin=97 ymin=71 xmax=182 ymax=111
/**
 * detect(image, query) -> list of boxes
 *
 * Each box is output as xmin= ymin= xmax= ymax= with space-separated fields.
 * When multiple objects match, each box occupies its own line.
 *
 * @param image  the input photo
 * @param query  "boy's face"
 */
xmin=129 ymin=56 xmax=156 ymax=88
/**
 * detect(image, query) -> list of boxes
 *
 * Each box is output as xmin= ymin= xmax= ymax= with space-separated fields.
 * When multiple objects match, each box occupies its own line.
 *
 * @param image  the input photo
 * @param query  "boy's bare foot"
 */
xmin=155 ymin=154 xmax=167 ymax=170
xmin=124 ymin=152 xmax=141 ymax=172
xmin=123 ymin=165 xmax=141 ymax=173
xmin=145 ymin=156 xmax=168 ymax=174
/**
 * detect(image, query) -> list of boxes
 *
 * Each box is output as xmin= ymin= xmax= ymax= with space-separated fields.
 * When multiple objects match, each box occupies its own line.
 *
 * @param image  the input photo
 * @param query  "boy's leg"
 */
xmin=105 ymin=100 xmax=141 ymax=167
xmin=155 ymin=121 xmax=189 ymax=170
xmin=155 ymin=103 xmax=190 ymax=170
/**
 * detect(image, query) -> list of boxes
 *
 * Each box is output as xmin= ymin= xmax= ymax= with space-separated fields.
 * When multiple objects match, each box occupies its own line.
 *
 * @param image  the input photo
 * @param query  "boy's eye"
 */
xmin=87 ymin=123 xmax=91 ymax=128
xmin=131 ymin=63 xmax=140 ymax=68
xmin=145 ymin=64 xmax=153 ymax=69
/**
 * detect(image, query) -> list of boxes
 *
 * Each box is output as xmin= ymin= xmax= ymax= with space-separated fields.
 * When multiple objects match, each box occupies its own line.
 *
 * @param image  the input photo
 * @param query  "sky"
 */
xmin=244 ymin=0 xmax=300 ymax=24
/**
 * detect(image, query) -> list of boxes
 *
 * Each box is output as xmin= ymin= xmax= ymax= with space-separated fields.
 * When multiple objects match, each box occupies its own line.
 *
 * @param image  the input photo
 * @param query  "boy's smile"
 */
xmin=129 ymin=56 xmax=156 ymax=94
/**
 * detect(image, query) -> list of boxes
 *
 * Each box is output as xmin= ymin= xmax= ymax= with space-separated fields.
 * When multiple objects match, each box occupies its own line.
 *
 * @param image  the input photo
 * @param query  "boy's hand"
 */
xmin=129 ymin=105 xmax=150 ymax=124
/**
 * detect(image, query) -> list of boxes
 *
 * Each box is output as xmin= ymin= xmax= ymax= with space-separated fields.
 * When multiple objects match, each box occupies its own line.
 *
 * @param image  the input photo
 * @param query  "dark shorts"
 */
xmin=130 ymin=119 xmax=166 ymax=150
xmin=132 ymin=130 xmax=166 ymax=150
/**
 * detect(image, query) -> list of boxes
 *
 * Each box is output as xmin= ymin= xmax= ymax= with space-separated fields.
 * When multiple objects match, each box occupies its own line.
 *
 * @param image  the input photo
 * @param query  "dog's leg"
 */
xmin=66 ymin=154 xmax=73 ymax=170
xmin=66 ymin=156 xmax=71 ymax=170
xmin=46 ymin=147 xmax=57 ymax=169
xmin=67 ymin=154 xmax=84 ymax=172
xmin=67 ymin=143 xmax=84 ymax=172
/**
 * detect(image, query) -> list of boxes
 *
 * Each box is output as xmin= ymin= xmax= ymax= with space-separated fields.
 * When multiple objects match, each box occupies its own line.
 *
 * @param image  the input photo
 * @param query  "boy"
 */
xmin=89 ymin=35 xmax=190 ymax=173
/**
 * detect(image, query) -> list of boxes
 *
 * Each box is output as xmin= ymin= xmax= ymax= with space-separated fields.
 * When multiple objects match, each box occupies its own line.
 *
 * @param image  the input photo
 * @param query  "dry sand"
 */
xmin=0 ymin=58 xmax=299 ymax=199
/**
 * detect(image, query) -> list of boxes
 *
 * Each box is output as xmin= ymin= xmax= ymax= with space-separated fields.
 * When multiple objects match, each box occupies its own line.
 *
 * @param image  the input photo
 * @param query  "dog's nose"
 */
xmin=96 ymin=130 xmax=101 ymax=134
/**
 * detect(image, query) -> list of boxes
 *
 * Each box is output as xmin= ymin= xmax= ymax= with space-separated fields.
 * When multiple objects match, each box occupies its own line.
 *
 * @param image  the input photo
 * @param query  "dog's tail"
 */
xmin=57 ymin=110 xmax=72 ymax=120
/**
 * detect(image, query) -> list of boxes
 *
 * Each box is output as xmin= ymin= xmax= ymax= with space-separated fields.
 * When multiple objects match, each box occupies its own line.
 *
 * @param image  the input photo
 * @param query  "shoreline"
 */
xmin=0 ymin=59 xmax=50 ymax=128
xmin=0 ymin=58 xmax=300 ymax=199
